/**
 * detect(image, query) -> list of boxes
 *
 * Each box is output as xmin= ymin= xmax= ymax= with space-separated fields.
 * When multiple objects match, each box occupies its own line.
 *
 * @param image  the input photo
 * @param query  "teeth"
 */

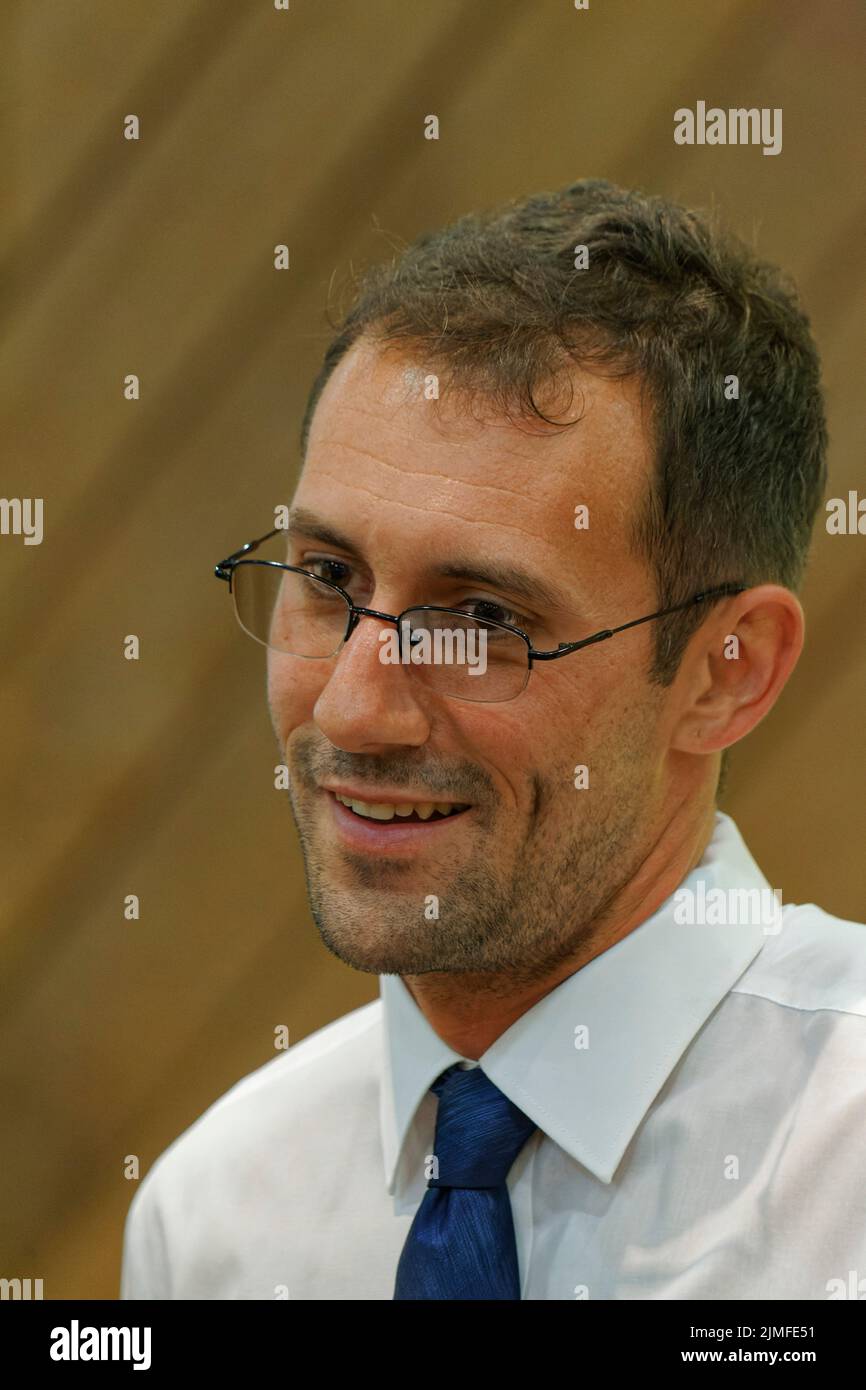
xmin=348 ymin=800 xmax=395 ymax=820
xmin=335 ymin=794 xmax=466 ymax=822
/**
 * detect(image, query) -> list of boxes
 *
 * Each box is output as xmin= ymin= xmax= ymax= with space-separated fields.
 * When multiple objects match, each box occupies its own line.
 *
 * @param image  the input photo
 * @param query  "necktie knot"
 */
xmin=428 ymin=1064 xmax=537 ymax=1189
xmin=394 ymin=1063 xmax=538 ymax=1298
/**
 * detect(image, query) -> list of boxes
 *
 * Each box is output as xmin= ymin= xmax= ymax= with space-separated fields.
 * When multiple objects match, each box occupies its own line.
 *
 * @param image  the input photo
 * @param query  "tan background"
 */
xmin=1 ymin=0 xmax=863 ymax=1298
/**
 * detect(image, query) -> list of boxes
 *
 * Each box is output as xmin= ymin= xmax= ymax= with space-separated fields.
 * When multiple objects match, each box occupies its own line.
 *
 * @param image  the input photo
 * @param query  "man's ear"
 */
xmin=670 ymin=585 xmax=805 ymax=755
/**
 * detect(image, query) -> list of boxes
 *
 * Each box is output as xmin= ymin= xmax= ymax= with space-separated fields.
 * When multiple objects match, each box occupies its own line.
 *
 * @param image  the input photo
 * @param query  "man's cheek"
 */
xmin=267 ymin=658 xmax=311 ymax=733
xmin=266 ymin=669 xmax=285 ymax=742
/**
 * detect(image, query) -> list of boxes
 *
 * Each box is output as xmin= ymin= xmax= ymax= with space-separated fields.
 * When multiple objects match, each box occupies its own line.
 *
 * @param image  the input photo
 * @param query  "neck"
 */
xmin=400 ymin=797 xmax=718 ymax=1060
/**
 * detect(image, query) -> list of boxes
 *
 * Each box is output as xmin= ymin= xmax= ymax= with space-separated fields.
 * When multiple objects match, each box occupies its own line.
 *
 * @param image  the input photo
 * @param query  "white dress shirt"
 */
xmin=120 ymin=812 xmax=866 ymax=1300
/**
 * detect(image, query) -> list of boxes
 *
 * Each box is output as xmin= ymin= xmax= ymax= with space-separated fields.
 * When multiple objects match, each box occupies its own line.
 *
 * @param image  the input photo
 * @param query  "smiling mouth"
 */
xmin=331 ymin=792 xmax=471 ymax=824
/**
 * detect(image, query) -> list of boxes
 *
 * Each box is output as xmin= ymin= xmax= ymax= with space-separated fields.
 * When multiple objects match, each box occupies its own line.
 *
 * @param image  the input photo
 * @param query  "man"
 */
xmin=121 ymin=180 xmax=866 ymax=1300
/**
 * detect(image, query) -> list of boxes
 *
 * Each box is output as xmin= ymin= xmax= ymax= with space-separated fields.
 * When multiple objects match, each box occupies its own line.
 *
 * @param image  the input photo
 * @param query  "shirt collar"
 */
xmin=379 ymin=811 xmax=770 ymax=1189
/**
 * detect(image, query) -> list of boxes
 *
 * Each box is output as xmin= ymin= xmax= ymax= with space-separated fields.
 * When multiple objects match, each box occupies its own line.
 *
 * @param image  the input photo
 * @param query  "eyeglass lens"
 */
xmin=232 ymin=562 xmax=529 ymax=703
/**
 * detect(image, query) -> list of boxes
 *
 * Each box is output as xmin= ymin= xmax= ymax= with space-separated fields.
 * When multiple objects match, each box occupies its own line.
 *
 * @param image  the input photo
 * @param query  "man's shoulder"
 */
xmin=140 ymin=996 xmax=383 ymax=1193
xmin=732 ymin=901 xmax=866 ymax=1019
xmin=209 ymin=994 xmax=384 ymax=1112
xmin=121 ymin=997 xmax=385 ymax=1296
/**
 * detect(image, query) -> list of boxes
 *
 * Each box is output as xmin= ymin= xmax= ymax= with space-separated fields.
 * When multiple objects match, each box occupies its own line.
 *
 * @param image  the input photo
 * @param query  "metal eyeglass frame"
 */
xmin=215 ymin=527 xmax=746 ymax=701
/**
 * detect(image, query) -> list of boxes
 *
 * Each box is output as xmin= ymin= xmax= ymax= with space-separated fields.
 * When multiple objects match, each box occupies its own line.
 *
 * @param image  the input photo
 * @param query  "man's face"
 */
xmin=268 ymin=337 xmax=671 ymax=983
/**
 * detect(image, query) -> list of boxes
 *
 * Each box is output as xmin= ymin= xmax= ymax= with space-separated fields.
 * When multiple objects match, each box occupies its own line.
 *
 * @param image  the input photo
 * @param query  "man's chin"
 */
xmin=310 ymin=904 xmax=462 ymax=975
xmin=314 ymin=929 xmax=425 ymax=976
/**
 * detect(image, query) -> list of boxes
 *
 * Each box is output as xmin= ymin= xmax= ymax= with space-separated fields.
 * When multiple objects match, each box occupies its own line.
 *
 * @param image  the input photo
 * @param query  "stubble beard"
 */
xmin=289 ymin=763 xmax=653 ymax=990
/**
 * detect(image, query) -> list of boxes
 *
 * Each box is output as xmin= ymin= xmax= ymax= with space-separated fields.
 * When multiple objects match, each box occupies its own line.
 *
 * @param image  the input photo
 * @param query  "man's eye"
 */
xmin=301 ymin=556 xmax=354 ymax=589
xmin=296 ymin=562 xmax=529 ymax=630
xmin=458 ymin=598 xmax=528 ymax=630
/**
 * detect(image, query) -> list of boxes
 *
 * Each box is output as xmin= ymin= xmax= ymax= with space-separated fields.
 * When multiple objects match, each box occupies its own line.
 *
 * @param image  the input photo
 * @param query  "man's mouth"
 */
xmin=320 ymin=786 xmax=475 ymax=857
xmin=333 ymin=792 xmax=471 ymax=824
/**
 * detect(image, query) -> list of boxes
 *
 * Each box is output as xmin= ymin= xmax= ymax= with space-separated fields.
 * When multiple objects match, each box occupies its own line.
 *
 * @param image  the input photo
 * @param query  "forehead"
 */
xmin=297 ymin=337 xmax=653 ymax=604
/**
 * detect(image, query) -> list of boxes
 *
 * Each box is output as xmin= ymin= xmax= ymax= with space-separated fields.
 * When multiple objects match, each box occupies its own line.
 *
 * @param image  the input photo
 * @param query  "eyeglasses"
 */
xmin=214 ymin=528 xmax=746 ymax=704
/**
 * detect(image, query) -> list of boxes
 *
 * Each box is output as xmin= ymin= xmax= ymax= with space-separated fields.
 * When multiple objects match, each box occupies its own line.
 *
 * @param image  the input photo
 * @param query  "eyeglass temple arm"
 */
xmin=214 ymin=528 xmax=281 ymax=581
xmin=530 ymin=584 xmax=746 ymax=661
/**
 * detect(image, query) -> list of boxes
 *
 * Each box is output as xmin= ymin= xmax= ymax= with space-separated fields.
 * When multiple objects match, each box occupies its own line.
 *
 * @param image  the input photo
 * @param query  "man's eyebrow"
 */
xmin=284 ymin=507 xmax=572 ymax=613
xmin=284 ymin=508 xmax=357 ymax=554
xmin=431 ymin=559 xmax=571 ymax=613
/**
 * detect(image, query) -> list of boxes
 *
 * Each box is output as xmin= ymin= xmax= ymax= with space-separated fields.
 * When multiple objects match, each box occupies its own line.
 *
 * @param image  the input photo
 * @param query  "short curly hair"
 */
xmin=300 ymin=179 xmax=828 ymax=791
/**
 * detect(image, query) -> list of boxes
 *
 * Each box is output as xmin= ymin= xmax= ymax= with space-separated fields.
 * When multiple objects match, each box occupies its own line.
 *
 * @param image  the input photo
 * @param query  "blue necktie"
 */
xmin=393 ymin=1063 xmax=538 ymax=1300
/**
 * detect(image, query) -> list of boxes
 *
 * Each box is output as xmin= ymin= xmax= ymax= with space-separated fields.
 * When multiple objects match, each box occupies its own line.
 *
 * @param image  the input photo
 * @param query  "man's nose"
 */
xmin=312 ymin=613 xmax=432 ymax=752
